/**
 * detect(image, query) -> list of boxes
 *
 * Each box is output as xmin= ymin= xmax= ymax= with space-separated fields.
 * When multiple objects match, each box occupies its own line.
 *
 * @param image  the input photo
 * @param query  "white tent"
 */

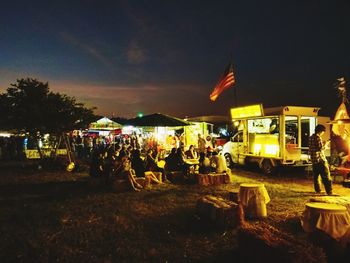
xmin=89 ymin=117 xmax=122 ymax=131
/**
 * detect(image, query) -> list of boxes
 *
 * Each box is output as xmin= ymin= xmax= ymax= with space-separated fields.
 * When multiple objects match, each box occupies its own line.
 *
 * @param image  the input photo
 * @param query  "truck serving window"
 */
xmin=285 ymin=116 xmax=298 ymax=145
xmin=247 ymin=118 xmax=280 ymax=157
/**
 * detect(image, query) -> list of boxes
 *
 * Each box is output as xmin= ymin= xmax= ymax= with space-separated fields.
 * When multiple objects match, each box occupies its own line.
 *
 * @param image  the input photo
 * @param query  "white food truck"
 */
xmin=222 ymin=104 xmax=328 ymax=174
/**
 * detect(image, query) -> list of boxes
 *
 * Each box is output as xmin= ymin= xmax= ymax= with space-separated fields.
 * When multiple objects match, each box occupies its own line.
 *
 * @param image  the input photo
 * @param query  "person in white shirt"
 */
xmin=210 ymin=151 xmax=228 ymax=173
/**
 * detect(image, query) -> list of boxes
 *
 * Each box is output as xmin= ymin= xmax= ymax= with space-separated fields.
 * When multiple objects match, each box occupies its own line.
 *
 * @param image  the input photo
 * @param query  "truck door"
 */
xmin=231 ymin=130 xmax=244 ymax=163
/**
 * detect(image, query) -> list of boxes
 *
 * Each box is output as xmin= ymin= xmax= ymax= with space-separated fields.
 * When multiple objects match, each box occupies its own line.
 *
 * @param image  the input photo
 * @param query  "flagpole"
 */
xmin=234 ymin=79 xmax=238 ymax=107
xmin=231 ymin=59 xmax=237 ymax=107
xmin=228 ymin=52 xmax=237 ymax=107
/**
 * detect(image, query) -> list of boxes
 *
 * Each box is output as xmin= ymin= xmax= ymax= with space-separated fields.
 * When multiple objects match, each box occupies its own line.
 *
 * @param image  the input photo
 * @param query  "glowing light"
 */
xmin=265 ymin=144 xmax=279 ymax=156
xmin=230 ymin=104 xmax=263 ymax=119
xmin=0 ymin=133 xmax=11 ymax=137
xmin=254 ymin=144 xmax=262 ymax=155
xmin=253 ymin=143 xmax=279 ymax=156
xmin=137 ymin=112 xmax=143 ymax=118
xmin=233 ymin=120 xmax=240 ymax=127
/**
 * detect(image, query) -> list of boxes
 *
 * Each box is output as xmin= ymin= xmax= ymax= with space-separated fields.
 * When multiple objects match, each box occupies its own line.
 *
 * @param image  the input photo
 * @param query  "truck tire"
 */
xmin=224 ymin=153 xmax=234 ymax=168
xmin=261 ymin=159 xmax=275 ymax=175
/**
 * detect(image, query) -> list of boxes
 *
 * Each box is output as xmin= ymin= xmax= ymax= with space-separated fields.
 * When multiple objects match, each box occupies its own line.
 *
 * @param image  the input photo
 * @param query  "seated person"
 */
xmin=131 ymin=149 xmax=162 ymax=184
xmin=131 ymin=149 xmax=147 ymax=177
xmin=176 ymin=146 xmax=189 ymax=173
xmin=145 ymin=149 xmax=169 ymax=182
xmin=185 ymin=145 xmax=198 ymax=159
xmin=113 ymin=156 xmax=143 ymax=191
xmin=164 ymin=148 xmax=181 ymax=171
xmin=198 ymin=152 xmax=211 ymax=174
xmin=89 ymin=147 xmax=104 ymax=177
xmin=209 ymin=151 xmax=228 ymax=173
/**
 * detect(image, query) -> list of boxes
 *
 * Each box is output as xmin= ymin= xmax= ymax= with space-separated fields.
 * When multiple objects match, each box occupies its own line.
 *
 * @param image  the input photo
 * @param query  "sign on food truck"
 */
xmin=222 ymin=104 xmax=320 ymax=175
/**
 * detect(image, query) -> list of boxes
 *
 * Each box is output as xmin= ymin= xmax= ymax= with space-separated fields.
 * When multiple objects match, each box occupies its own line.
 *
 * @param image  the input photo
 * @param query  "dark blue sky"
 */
xmin=1 ymin=0 xmax=349 ymax=118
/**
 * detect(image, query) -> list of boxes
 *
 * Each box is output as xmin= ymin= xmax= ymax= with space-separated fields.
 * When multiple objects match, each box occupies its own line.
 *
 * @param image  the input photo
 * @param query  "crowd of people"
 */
xmin=88 ymin=138 xmax=230 ymax=191
xmin=89 ymin=143 xmax=170 ymax=191
xmin=0 ymin=136 xmax=26 ymax=160
xmin=0 ymin=132 xmax=230 ymax=192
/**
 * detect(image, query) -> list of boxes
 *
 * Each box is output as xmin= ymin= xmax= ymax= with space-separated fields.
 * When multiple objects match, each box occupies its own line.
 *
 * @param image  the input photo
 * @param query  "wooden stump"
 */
xmin=87 ymin=177 xmax=105 ymax=188
xmin=237 ymin=222 xmax=327 ymax=263
xmin=167 ymin=171 xmax=184 ymax=183
xmin=229 ymin=191 xmax=239 ymax=203
xmin=111 ymin=179 xmax=129 ymax=192
xmin=135 ymin=177 xmax=150 ymax=188
xmin=196 ymin=173 xmax=231 ymax=186
xmin=196 ymin=195 xmax=243 ymax=228
xmin=153 ymin=172 xmax=162 ymax=183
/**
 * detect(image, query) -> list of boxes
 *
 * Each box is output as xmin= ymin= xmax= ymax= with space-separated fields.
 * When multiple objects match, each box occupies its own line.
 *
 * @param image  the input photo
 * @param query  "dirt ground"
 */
xmin=0 ymin=161 xmax=349 ymax=262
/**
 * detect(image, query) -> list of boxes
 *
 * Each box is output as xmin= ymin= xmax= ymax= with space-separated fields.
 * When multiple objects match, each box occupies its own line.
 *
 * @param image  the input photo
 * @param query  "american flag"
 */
xmin=210 ymin=63 xmax=235 ymax=101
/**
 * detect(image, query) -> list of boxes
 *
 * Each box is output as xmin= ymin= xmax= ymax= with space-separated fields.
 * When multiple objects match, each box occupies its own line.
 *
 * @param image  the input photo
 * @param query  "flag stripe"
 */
xmin=210 ymin=64 xmax=235 ymax=101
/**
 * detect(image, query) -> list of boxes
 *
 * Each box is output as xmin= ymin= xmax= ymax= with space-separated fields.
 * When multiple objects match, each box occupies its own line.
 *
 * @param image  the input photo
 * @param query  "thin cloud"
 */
xmin=50 ymin=81 xmax=161 ymax=104
xmin=60 ymin=32 xmax=112 ymax=66
xmin=127 ymin=40 xmax=147 ymax=64
xmin=121 ymin=1 xmax=178 ymax=65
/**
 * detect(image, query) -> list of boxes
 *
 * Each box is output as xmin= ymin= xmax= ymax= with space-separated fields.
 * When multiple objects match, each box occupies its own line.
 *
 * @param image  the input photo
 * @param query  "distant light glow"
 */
xmin=0 ymin=132 xmax=11 ymax=137
xmin=233 ymin=120 xmax=240 ymax=127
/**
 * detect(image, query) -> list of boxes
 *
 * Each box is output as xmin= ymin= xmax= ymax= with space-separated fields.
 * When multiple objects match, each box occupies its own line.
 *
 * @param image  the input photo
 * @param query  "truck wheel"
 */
xmin=224 ymin=153 xmax=233 ymax=168
xmin=261 ymin=159 xmax=275 ymax=175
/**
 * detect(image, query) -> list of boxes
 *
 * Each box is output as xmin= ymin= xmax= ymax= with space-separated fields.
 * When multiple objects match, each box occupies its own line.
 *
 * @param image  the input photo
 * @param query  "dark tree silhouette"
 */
xmin=0 ymin=78 xmax=96 ymax=134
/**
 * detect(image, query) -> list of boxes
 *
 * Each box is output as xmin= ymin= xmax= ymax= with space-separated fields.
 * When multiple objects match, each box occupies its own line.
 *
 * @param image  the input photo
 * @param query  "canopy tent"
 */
xmin=126 ymin=113 xmax=191 ymax=127
xmin=89 ymin=117 xmax=122 ymax=130
xmin=125 ymin=113 xmax=192 ymax=152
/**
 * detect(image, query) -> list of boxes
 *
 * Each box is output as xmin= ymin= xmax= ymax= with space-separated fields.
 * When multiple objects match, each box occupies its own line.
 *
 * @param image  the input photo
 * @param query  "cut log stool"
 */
xmin=196 ymin=173 xmax=231 ymax=186
xmin=167 ymin=171 xmax=184 ymax=183
xmin=196 ymin=195 xmax=243 ymax=228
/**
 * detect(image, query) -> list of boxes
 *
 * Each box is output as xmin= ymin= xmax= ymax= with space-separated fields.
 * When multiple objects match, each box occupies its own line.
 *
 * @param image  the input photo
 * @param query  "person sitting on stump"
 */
xmin=131 ymin=149 xmax=162 ymax=184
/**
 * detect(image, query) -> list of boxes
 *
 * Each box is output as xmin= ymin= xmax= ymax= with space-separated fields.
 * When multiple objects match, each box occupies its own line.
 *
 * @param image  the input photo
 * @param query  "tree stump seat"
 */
xmin=87 ymin=176 xmax=105 ymax=188
xmin=196 ymin=195 xmax=243 ymax=228
xmin=195 ymin=172 xmax=230 ymax=186
xmin=167 ymin=171 xmax=184 ymax=183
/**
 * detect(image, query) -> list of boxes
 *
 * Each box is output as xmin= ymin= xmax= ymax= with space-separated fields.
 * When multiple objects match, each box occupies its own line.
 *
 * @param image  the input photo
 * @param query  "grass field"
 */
xmin=0 ymin=162 xmax=349 ymax=262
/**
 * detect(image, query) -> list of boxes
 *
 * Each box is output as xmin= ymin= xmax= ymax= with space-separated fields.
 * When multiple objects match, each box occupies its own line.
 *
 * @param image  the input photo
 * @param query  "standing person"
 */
xmin=308 ymin=124 xmax=333 ymax=195
xmin=198 ymin=134 xmax=206 ymax=154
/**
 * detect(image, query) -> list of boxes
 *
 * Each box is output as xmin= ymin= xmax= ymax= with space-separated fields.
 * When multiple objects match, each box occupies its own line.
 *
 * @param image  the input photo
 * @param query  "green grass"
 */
xmin=0 ymin=162 xmax=349 ymax=262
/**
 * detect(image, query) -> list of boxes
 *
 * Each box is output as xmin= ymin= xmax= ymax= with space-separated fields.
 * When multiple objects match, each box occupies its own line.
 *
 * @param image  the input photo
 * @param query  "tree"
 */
xmin=0 ymin=78 xmax=96 ymax=134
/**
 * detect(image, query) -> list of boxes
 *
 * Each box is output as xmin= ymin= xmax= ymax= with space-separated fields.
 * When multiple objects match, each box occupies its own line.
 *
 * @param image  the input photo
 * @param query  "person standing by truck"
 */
xmin=308 ymin=124 xmax=333 ymax=195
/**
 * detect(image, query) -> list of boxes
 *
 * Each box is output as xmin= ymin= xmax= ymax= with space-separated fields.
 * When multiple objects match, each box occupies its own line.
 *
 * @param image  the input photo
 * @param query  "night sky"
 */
xmin=1 ymin=0 xmax=349 ymax=119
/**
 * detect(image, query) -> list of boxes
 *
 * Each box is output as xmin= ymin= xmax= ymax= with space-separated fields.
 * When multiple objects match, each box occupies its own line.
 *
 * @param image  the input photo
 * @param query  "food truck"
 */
xmin=222 ymin=104 xmax=327 ymax=174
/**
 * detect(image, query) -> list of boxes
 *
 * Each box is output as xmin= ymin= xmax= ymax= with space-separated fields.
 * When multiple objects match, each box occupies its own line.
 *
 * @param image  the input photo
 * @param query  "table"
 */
xmin=301 ymin=202 xmax=350 ymax=241
xmin=184 ymin=159 xmax=199 ymax=174
xmin=239 ymin=183 xmax=270 ymax=218
xmin=185 ymin=159 xmax=199 ymax=165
